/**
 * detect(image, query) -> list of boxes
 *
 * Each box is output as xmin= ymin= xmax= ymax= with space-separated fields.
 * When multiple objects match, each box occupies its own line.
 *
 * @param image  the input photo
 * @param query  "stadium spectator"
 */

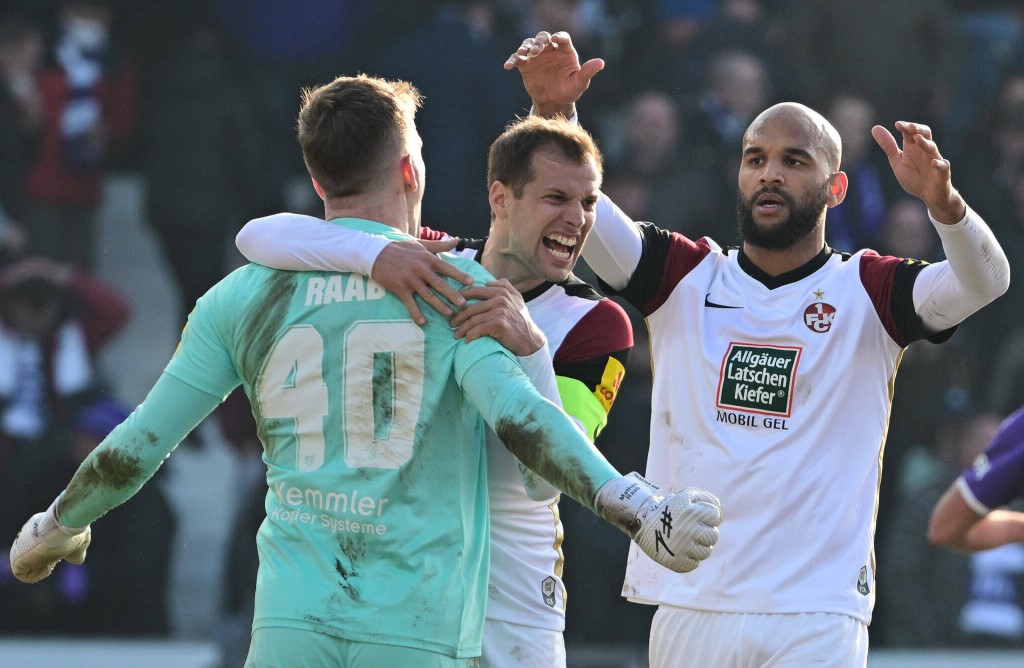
xmin=778 ymin=0 xmax=960 ymax=130
xmin=7 ymin=72 xmax=720 ymax=666
xmin=955 ymin=69 xmax=1024 ymax=400
xmin=0 ymin=398 xmax=175 ymax=636
xmin=508 ymin=30 xmax=1009 ymax=666
xmin=139 ymin=12 xmax=260 ymax=330
xmin=210 ymin=0 xmax=372 ymax=216
xmin=19 ymin=0 xmax=136 ymax=269
xmin=640 ymin=0 xmax=791 ymax=103
xmin=0 ymin=256 xmax=130 ymax=538
xmin=0 ymin=256 xmax=130 ymax=632
xmin=0 ymin=12 xmax=42 ymax=261
xmin=944 ymin=1 xmax=1024 ymax=162
xmin=602 ymin=90 xmax=731 ymax=242
xmin=823 ymin=95 xmax=899 ymax=254
xmin=878 ymin=408 xmax=1000 ymax=647
xmin=676 ymin=49 xmax=774 ymax=240
xmin=364 ymin=0 xmax=526 ymax=237
xmin=929 ymin=404 xmax=1024 ymax=648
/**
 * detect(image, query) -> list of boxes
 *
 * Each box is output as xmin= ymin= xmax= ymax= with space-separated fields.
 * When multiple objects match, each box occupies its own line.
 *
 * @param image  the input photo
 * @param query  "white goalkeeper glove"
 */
xmin=10 ymin=496 xmax=91 ymax=583
xmin=595 ymin=472 xmax=721 ymax=573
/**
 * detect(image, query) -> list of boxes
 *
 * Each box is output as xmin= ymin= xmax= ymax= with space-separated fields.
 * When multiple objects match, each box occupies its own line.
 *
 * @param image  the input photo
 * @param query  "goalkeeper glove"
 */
xmin=10 ymin=496 xmax=91 ymax=583
xmin=595 ymin=472 xmax=721 ymax=573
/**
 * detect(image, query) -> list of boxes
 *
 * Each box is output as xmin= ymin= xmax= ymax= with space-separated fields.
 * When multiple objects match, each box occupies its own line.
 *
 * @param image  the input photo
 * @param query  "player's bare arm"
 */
xmin=929 ymin=484 xmax=1024 ymax=552
xmin=504 ymin=31 xmax=604 ymax=119
xmin=450 ymin=279 xmax=546 ymax=355
xmin=870 ymin=121 xmax=966 ymax=224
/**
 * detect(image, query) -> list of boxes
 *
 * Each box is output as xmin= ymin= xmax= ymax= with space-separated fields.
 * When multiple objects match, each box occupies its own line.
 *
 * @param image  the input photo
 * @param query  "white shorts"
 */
xmin=482 ymin=618 xmax=566 ymax=668
xmin=649 ymin=607 xmax=868 ymax=668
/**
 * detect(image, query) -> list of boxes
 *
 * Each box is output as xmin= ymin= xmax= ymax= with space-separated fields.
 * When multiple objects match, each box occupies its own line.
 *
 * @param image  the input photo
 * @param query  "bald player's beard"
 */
xmin=737 ymin=183 xmax=828 ymax=250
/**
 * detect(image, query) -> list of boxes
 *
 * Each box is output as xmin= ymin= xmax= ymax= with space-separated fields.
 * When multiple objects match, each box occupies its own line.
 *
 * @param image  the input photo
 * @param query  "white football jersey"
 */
xmin=612 ymin=225 xmax=948 ymax=624
xmin=453 ymin=238 xmax=632 ymax=631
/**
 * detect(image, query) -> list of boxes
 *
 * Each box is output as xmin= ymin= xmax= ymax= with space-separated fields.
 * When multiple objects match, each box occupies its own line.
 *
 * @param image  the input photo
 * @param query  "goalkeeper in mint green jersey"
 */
xmin=9 ymin=74 xmax=722 ymax=667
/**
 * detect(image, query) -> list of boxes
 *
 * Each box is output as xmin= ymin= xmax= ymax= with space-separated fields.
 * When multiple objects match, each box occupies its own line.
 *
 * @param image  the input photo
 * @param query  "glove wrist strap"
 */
xmin=594 ymin=471 xmax=661 ymax=537
xmin=43 ymin=496 xmax=88 ymax=536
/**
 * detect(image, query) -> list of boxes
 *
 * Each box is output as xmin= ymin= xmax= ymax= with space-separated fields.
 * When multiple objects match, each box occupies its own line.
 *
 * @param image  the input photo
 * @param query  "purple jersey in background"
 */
xmin=959 ymin=405 xmax=1024 ymax=512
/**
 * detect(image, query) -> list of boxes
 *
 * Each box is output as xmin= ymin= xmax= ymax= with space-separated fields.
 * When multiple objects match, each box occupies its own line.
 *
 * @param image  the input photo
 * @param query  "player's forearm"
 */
xmin=961 ymin=510 xmax=1024 ymax=552
xmin=515 ymin=344 xmax=567 ymax=498
xmin=58 ymin=373 xmax=221 ymax=528
xmin=913 ymin=205 xmax=1010 ymax=331
xmin=236 ymin=212 xmax=387 ymax=275
xmin=463 ymin=353 xmax=618 ymax=508
xmin=582 ymin=194 xmax=643 ymax=291
xmin=516 ymin=342 xmax=562 ymax=408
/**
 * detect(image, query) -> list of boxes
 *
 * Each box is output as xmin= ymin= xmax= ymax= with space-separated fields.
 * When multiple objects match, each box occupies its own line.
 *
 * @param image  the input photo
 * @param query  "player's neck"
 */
xmin=742 ymin=230 xmax=826 ymax=277
xmin=480 ymin=243 xmax=545 ymax=294
xmin=323 ymin=196 xmax=412 ymax=236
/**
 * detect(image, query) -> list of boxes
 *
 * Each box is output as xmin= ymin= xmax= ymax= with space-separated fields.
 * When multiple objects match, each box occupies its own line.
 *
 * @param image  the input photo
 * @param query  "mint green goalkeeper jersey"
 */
xmin=167 ymin=219 xmax=508 ymax=657
xmin=55 ymin=219 xmax=621 ymax=659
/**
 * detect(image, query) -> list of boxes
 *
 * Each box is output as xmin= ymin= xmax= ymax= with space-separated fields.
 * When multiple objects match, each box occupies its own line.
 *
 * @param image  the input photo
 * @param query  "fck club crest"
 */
xmin=804 ymin=290 xmax=836 ymax=333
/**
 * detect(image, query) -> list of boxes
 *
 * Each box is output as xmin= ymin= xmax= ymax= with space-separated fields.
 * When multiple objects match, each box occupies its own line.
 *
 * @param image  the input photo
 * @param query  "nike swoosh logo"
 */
xmin=704 ymin=294 xmax=743 ymax=309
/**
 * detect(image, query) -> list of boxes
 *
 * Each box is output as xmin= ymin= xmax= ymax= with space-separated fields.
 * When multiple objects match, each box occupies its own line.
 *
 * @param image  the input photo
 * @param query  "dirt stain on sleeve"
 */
xmin=62 ymin=448 xmax=145 ymax=509
xmin=495 ymin=409 xmax=600 ymax=510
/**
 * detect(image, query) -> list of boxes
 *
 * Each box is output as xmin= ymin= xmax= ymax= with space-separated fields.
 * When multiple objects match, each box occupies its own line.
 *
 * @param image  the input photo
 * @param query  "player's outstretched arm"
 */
xmin=9 ymin=374 xmax=222 ymax=583
xmin=236 ymin=213 xmax=473 ymax=324
xmin=461 ymin=351 xmax=722 ymax=573
xmin=504 ymin=31 xmax=604 ymax=119
xmin=929 ymin=483 xmax=1024 ymax=552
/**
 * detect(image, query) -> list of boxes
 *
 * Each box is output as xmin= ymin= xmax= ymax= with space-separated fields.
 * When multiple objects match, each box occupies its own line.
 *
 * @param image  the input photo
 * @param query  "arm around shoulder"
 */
xmin=236 ymin=213 xmax=388 ymax=275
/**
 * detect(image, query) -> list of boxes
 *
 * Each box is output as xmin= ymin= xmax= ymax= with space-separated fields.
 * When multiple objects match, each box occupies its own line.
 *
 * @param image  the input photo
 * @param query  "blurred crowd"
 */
xmin=0 ymin=0 xmax=1022 ymax=660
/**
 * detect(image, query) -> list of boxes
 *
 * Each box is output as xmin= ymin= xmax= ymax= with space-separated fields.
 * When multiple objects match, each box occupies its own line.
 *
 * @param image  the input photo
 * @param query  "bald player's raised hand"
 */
xmin=871 ymin=121 xmax=966 ymax=224
xmin=504 ymin=31 xmax=604 ymax=119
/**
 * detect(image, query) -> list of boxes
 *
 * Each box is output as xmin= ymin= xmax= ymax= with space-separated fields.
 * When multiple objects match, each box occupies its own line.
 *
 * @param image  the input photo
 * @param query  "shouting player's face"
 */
xmin=489 ymin=149 xmax=600 ymax=292
xmin=736 ymin=109 xmax=840 ymax=250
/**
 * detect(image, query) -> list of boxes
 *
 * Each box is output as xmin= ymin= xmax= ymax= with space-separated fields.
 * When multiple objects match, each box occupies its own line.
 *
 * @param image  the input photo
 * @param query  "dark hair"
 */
xmin=297 ymin=74 xmax=422 ymax=199
xmin=487 ymin=115 xmax=603 ymax=198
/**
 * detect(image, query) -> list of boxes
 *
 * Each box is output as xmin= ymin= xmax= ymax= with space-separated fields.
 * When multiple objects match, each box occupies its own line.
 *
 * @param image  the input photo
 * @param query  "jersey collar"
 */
xmin=737 ymin=245 xmax=834 ymax=289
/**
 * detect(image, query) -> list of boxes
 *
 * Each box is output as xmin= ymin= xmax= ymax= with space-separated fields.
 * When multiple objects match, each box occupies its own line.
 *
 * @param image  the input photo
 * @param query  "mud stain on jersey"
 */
xmin=63 ymin=447 xmax=144 ymax=509
xmin=261 ymin=419 xmax=282 ymax=462
xmin=333 ymin=558 xmax=362 ymax=603
xmin=410 ymin=595 xmax=445 ymax=630
xmin=94 ymin=448 xmax=144 ymax=488
xmin=495 ymin=409 xmax=599 ymax=509
xmin=243 ymin=272 xmax=297 ymax=445
xmin=335 ymin=534 xmax=366 ymax=602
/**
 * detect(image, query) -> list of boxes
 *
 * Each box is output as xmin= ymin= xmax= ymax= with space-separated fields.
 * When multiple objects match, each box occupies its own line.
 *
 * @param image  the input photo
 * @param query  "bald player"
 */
xmin=506 ymin=30 xmax=1010 ymax=667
